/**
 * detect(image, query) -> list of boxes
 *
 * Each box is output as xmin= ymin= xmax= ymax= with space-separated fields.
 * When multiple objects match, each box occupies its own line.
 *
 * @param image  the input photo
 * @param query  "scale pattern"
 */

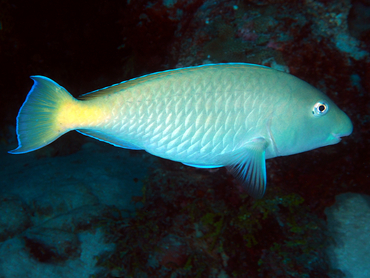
xmin=98 ymin=64 xmax=280 ymax=165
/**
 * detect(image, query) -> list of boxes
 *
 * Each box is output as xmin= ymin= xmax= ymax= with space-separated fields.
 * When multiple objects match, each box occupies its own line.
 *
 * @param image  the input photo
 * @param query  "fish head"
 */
xmin=269 ymin=81 xmax=353 ymax=157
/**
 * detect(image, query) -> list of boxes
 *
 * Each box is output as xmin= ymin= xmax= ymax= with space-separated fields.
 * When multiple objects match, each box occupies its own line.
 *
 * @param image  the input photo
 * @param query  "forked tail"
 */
xmin=9 ymin=76 xmax=75 ymax=154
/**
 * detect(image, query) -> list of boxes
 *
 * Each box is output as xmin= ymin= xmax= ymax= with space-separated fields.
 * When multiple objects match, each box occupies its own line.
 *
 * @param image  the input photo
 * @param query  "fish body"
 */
xmin=9 ymin=63 xmax=353 ymax=198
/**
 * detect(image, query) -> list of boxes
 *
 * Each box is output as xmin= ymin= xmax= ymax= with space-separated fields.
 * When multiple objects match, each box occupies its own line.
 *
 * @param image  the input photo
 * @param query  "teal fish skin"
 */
xmin=9 ymin=63 xmax=353 ymax=198
xmin=90 ymin=63 xmax=351 ymax=162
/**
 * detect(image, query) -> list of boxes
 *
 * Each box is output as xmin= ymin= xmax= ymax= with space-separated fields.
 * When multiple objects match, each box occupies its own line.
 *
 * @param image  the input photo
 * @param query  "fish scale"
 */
xmin=9 ymin=63 xmax=353 ymax=198
xmin=130 ymin=75 xmax=257 ymax=161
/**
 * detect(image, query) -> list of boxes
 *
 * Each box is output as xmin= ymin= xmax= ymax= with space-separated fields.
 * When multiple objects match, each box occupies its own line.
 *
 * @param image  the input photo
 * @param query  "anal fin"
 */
xmin=182 ymin=163 xmax=223 ymax=169
xmin=77 ymin=129 xmax=142 ymax=150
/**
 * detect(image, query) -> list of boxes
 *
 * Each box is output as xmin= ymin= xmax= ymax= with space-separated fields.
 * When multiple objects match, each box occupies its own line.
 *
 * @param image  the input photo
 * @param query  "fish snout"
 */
xmin=328 ymin=111 xmax=353 ymax=145
xmin=335 ymin=110 xmax=353 ymax=139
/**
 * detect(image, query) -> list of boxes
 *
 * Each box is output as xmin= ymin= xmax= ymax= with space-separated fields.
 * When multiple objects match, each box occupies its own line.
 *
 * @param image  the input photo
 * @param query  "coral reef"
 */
xmin=100 ymin=165 xmax=329 ymax=277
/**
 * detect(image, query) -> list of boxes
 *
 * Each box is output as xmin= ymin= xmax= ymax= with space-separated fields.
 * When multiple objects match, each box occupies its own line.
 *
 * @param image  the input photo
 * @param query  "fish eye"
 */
xmin=312 ymin=101 xmax=329 ymax=117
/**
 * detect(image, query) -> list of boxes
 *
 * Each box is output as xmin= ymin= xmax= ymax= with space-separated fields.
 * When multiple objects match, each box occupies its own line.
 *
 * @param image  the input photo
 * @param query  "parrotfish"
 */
xmin=9 ymin=63 xmax=353 ymax=198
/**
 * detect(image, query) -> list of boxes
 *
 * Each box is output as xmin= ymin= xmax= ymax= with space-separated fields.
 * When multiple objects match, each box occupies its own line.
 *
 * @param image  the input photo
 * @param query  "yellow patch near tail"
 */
xmin=9 ymin=76 xmax=78 ymax=154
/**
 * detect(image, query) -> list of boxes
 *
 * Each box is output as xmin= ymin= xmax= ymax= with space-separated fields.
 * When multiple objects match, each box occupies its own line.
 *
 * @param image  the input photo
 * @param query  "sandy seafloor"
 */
xmin=0 ymin=132 xmax=157 ymax=277
xmin=0 ymin=136 xmax=151 ymax=212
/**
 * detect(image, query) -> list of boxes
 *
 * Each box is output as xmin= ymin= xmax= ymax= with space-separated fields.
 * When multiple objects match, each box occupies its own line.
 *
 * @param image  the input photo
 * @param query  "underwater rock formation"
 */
xmin=326 ymin=193 xmax=370 ymax=278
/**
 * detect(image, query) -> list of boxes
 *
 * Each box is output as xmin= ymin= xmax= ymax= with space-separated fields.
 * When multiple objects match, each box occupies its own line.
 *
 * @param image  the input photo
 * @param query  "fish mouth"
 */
xmin=331 ymin=132 xmax=351 ymax=143
xmin=331 ymin=133 xmax=342 ymax=143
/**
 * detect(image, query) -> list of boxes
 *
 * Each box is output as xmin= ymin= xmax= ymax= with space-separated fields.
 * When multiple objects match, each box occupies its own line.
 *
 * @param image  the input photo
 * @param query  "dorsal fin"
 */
xmin=78 ymin=67 xmax=189 ymax=100
xmin=78 ymin=63 xmax=272 ymax=100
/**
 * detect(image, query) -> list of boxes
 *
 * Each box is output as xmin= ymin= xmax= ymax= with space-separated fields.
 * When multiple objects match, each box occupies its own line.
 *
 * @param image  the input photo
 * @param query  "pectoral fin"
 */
xmin=226 ymin=137 xmax=268 ymax=199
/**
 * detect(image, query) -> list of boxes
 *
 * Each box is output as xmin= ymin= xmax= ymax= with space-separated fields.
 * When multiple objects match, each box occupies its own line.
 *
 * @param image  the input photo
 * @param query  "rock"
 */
xmin=156 ymin=234 xmax=189 ymax=269
xmin=325 ymin=193 xmax=370 ymax=278
xmin=23 ymin=227 xmax=81 ymax=263
xmin=0 ymin=229 xmax=115 ymax=278
xmin=31 ymin=182 xmax=99 ymax=225
xmin=38 ymin=204 xmax=116 ymax=233
xmin=348 ymin=1 xmax=370 ymax=40
xmin=0 ymin=194 xmax=31 ymax=242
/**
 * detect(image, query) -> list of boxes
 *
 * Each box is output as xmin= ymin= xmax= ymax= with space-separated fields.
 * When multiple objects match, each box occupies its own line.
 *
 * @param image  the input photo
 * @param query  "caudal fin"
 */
xmin=9 ymin=76 xmax=75 ymax=154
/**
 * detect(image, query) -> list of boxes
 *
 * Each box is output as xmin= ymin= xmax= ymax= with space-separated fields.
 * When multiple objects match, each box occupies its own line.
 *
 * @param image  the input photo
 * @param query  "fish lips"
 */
xmin=330 ymin=131 xmax=352 ymax=143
